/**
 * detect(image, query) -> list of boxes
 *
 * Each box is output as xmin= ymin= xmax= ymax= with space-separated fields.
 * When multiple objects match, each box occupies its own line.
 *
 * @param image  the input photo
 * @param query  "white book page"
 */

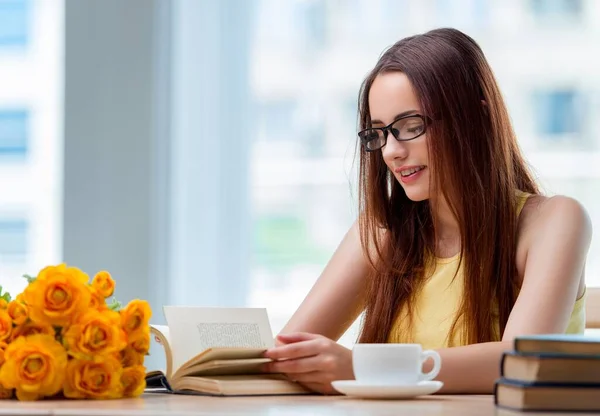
xmin=150 ymin=324 xmax=170 ymax=345
xmin=148 ymin=324 xmax=170 ymax=375
xmin=163 ymin=307 xmax=275 ymax=374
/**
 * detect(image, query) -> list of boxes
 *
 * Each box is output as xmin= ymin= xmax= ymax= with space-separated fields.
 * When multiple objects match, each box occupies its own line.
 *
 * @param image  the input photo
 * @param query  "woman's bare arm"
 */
xmin=278 ymin=220 xmax=372 ymax=341
xmin=427 ymin=196 xmax=592 ymax=393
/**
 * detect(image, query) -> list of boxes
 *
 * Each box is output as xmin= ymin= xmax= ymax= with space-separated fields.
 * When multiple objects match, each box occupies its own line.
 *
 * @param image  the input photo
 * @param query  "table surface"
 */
xmin=0 ymin=393 xmax=593 ymax=416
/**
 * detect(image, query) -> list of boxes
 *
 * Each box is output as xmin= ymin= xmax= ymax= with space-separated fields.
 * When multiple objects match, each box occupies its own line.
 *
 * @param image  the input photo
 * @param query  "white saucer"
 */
xmin=331 ymin=380 xmax=443 ymax=400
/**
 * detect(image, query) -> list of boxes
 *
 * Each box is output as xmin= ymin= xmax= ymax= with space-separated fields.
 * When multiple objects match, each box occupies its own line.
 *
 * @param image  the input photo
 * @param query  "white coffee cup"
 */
xmin=352 ymin=343 xmax=441 ymax=385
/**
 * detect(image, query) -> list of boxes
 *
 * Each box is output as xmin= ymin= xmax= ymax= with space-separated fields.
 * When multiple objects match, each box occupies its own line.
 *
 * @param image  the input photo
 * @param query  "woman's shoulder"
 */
xmin=518 ymin=192 xmax=592 ymax=258
xmin=516 ymin=192 xmax=592 ymax=298
xmin=520 ymin=193 xmax=591 ymax=231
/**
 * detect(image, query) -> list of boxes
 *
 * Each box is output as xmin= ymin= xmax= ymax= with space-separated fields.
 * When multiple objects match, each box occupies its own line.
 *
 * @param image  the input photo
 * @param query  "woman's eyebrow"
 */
xmin=370 ymin=110 xmax=418 ymax=125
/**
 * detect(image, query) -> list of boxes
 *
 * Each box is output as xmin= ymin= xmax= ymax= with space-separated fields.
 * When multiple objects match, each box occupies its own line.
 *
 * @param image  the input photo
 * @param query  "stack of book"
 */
xmin=495 ymin=334 xmax=600 ymax=412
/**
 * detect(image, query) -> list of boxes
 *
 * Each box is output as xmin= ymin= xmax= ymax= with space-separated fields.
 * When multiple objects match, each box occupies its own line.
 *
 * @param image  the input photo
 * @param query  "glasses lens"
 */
xmin=359 ymin=129 xmax=386 ymax=150
xmin=393 ymin=116 xmax=425 ymax=140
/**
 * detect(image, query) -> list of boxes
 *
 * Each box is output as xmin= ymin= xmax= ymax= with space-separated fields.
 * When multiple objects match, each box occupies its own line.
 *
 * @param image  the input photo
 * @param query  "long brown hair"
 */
xmin=357 ymin=28 xmax=539 ymax=345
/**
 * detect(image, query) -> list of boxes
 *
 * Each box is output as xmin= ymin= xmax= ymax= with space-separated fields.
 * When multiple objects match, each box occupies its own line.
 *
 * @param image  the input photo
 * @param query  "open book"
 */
xmin=146 ymin=306 xmax=310 ymax=396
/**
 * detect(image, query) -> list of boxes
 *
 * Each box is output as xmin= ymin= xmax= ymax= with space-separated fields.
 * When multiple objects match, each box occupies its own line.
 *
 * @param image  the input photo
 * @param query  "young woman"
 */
xmin=262 ymin=28 xmax=592 ymax=394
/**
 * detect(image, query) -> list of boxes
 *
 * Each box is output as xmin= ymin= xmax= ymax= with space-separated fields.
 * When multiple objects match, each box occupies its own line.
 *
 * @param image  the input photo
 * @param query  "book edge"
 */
xmin=496 ymin=377 xmax=600 ymax=388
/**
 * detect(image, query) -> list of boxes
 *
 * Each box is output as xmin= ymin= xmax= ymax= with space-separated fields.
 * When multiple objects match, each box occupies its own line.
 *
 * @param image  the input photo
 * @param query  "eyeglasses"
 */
xmin=358 ymin=114 xmax=432 ymax=152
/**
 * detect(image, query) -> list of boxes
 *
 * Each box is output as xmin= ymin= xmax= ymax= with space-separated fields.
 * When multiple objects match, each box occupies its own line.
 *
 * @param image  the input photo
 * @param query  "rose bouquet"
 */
xmin=0 ymin=263 xmax=152 ymax=401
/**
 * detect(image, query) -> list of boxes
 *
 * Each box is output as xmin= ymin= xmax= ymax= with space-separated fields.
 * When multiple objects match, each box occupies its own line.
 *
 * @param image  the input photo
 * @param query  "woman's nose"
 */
xmin=381 ymin=133 xmax=408 ymax=160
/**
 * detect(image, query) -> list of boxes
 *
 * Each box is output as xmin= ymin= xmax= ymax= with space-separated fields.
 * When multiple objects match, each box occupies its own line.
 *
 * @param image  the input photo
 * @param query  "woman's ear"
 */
xmin=481 ymin=99 xmax=488 ymax=115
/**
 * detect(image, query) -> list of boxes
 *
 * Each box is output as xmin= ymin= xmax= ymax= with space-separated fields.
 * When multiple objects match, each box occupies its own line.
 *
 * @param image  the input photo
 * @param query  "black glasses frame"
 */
xmin=358 ymin=114 xmax=433 ymax=152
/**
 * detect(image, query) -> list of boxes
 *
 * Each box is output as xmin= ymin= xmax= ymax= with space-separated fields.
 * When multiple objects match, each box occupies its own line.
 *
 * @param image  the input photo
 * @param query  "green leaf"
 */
xmin=107 ymin=297 xmax=123 ymax=311
xmin=23 ymin=274 xmax=36 ymax=284
xmin=0 ymin=285 xmax=11 ymax=303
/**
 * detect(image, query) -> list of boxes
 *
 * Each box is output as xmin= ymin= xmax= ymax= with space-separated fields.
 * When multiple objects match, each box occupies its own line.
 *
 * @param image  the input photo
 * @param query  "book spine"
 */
xmin=513 ymin=337 xmax=521 ymax=352
xmin=499 ymin=351 xmax=509 ymax=378
xmin=496 ymin=377 xmax=600 ymax=388
xmin=162 ymin=376 xmax=174 ymax=392
xmin=493 ymin=380 xmax=500 ymax=406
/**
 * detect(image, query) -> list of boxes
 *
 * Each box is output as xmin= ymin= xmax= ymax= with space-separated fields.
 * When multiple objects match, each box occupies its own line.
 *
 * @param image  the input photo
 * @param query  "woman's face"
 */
xmin=368 ymin=72 xmax=431 ymax=202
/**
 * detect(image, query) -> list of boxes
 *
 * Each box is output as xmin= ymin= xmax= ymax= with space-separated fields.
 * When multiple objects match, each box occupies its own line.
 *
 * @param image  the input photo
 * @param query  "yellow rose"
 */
xmin=89 ymin=286 xmax=107 ymax=310
xmin=0 ymin=386 xmax=13 ymax=399
xmin=0 ymin=341 xmax=8 ymax=366
xmin=0 ymin=299 xmax=7 ymax=309
xmin=91 ymin=271 xmax=115 ymax=298
xmin=62 ymin=310 xmax=127 ymax=360
xmin=120 ymin=300 xmax=151 ymax=340
xmin=0 ymin=310 xmax=12 ymax=342
xmin=121 ymin=365 xmax=146 ymax=397
xmin=11 ymin=321 xmax=55 ymax=342
xmin=130 ymin=327 xmax=150 ymax=355
xmin=63 ymin=356 xmax=123 ymax=399
xmin=7 ymin=300 xmax=28 ymax=326
xmin=23 ymin=263 xmax=91 ymax=327
xmin=120 ymin=346 xmax=144 ymax=368
xmin=0 ymin=334 xmax=67 ymax=401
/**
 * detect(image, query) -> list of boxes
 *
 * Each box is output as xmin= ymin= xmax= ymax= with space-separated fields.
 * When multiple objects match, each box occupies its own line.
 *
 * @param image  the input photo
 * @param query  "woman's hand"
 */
xmin=263 ymin=332 xmax=354 ymax=395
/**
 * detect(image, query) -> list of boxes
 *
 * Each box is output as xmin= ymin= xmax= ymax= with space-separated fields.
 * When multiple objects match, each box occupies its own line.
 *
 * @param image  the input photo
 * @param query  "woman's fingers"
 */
xmin=275 ymin=332 xmax=320 ymax=344
xmin=266 ymin=355 xmax=322 ymax=374
xmin=297 ymin=381 xmax=327 ymax=394
xmin=264 ymin=337 xmax=330 ymax=360
xmin=290 ymin=371 xmax=327 ymax=383
xmin=262 ymin=332 xmax=351 ymax=396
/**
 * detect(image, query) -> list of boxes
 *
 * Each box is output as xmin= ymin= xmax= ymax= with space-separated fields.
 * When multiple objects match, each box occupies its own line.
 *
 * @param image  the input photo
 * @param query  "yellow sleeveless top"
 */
xmin=387 ymin=192 xmax=586 ymax=349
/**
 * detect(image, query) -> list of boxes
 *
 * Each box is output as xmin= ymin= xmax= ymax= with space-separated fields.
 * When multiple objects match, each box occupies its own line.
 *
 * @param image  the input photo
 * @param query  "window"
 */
xmin=436 ymin=0 xmax=489 ymax=29
xmin=0 ymin=0 xmax=29 ymax=47
xmin=254 ymin=213 xmax=328 ymax=283
xmin=250 ymin=185 xmax=355 ymax=334
xmin=344 ymin=97 xmax=359 ymax=132
xmin=295 ymin=0 xmax=327 ymax=48
xmin=533 ymin=89 xmax=583 ymax=141
xmin=0 ymin=218 xmax=28 ymax=263
xmin=257 ymin=0 xmax=328 ymax=49
xmin=0 ymin=109 xmax=29 ymax=157
xmin=530 ymin=0 xmax=582 ymax=18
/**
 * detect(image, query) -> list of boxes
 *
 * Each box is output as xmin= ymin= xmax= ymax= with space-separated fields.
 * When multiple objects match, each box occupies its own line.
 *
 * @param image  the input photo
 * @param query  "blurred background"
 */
xmin=0 ymin=0 xmax=599 ymax=360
